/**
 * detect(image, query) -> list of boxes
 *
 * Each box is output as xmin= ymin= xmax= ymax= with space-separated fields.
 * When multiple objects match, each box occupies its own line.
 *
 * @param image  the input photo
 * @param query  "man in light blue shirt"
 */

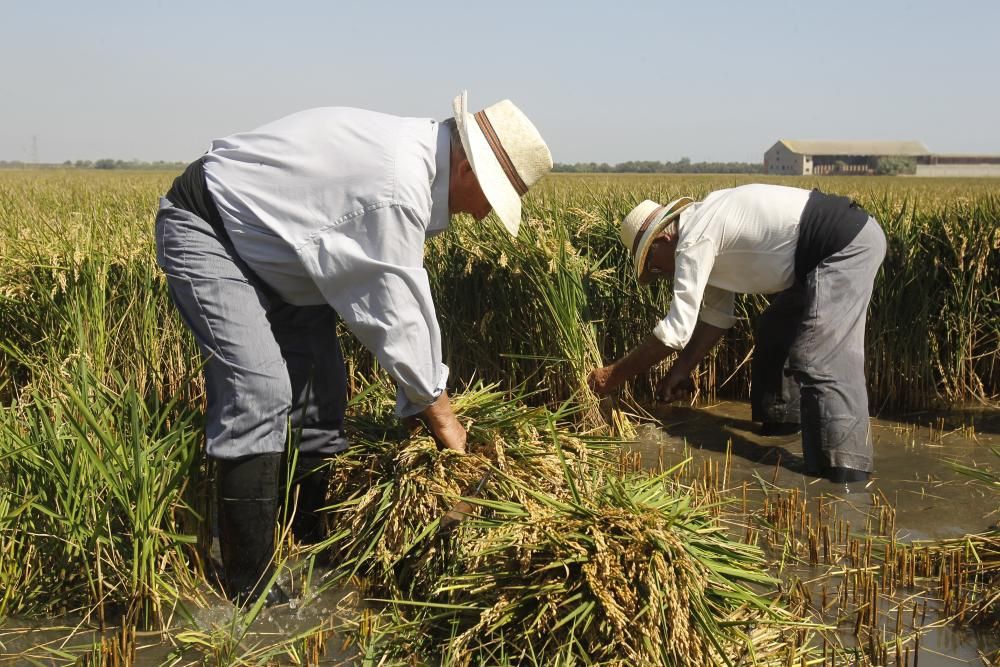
xmin=155 ymin=92 xmax=552 ymax=605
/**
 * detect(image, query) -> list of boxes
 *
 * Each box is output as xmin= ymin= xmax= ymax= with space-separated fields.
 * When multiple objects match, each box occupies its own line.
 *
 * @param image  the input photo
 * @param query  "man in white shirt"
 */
xmin=155 ymin=92 xmax=552 ymax=605
xmin=588 ymin=184 xmax=886 ymax=485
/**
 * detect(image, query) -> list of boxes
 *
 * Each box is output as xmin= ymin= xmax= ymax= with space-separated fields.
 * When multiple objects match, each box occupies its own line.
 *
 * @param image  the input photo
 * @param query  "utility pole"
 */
xmin=31 ymin=135 xmax=39 ymax=164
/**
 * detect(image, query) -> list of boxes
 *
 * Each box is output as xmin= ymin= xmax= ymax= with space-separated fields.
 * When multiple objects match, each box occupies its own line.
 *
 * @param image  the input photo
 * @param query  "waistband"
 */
xmin=794 ymin=189 xmax=870 ymax=282
xmin=165 ymin=157 xmax=227 ymax=238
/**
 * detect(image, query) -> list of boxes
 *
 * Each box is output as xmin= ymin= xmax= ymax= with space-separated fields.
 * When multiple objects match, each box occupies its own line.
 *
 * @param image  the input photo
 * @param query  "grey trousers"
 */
xmin=750 ymin=217 xmax=886 ymax=473
xmin=155 ymin=197 xmax=348 ymax=460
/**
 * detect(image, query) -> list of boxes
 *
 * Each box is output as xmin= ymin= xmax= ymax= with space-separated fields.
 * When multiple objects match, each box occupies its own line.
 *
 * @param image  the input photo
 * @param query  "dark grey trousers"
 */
xmin=750 ymin=217 xmax=886 ymax=473
xmin=155 ymin=197 xmax=348 ymax=460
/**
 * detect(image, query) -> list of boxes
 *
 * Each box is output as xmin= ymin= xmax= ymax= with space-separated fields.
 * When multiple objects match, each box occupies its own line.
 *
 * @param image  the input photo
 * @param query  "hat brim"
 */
xmin=632 ymin=199 xmax=694 ymax=284
xmin=454 ymin=91 xmax=522 ymax=236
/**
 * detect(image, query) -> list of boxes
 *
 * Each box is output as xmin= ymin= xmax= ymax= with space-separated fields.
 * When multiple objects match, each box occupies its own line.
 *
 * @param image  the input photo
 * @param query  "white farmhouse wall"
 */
xmin=764 ymin=143 xmax=807 ymax=175
xmin=914 ymin=164 xmax=1000 ymax=177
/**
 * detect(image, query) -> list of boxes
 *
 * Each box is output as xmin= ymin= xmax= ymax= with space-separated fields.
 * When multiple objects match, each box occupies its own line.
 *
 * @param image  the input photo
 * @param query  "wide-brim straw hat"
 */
xmin=453 ymin=91 xmax=553 ymax=236
xmin=620 ymin=197 xmax=695 ymax=284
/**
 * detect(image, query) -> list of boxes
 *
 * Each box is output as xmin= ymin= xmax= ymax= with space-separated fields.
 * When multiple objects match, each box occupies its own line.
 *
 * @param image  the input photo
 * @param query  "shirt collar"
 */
xmin=427 ymin=121 xmax=451 ymax=238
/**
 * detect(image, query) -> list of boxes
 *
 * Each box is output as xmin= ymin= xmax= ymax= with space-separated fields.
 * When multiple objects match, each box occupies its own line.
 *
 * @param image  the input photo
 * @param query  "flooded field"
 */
xmin=629 ymin=400 xmax=1000 ymax=665
xmin=633 ymin=401 xmax=999 ymax=538
xmin=0 ymin=576 xmax=360 ymax=666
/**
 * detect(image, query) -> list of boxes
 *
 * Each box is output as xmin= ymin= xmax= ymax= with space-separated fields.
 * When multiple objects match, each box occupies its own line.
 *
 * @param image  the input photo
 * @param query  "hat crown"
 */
xmin=452 ymin=91 xmax=552 ymax=236
xmin=619 ymin=196 xmax=695 ymax=282
xmin=477 ymin=100 xmax=553 ymax=191
xmin=620 ymin=200 xmax=664 ymax=258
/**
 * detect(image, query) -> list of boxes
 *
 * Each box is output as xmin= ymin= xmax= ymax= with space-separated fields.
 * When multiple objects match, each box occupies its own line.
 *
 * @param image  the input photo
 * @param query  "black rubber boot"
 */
xmin=760 ymin=422 xmax=802 ymax=437
xmin=217 ymin=453 xmax=289 ymax=606
xmin=824 ymin=466 xmax=871 ymax=484
xmin=289 ymin=454 xmax=333 ymax=545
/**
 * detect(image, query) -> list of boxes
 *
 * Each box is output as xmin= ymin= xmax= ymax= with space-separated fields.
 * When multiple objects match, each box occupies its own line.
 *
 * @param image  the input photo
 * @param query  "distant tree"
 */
xmin=875 ymin=156 xmax=916 ymax=175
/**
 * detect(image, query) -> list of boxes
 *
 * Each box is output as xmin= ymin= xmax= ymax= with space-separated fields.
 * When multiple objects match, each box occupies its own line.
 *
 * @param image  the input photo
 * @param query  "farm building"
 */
xmin=764 ymin=140 xmax=929 ymax=175
xmin=764 ymin=140 xmax=1000 ymax=176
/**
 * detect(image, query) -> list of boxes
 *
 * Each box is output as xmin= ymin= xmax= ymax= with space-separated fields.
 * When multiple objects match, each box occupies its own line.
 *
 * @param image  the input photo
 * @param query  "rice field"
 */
xmin=0 ymin=169 xmax=997 ymax=665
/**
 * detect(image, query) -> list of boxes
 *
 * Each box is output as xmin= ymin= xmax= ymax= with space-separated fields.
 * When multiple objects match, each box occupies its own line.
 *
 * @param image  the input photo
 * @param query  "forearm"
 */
xmin=672 ymin=320 xmax=727 ymax=376
xmin=607 ymin=334 xmax=675 ymax=386
xmin=419 ymin=390 xmax=455 ymax=427
xmin=417 ymin=390 xmax=467 ymax=453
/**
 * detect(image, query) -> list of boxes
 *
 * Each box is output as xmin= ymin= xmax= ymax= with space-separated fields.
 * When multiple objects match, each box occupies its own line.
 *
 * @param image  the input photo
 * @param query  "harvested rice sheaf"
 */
xmin=317 ymin=384 xmax=607 ymax=596
xmin=426 ymin=471 xmax=805 ymax=666
xmin=318 ymin=384 xmax=809 ymax=664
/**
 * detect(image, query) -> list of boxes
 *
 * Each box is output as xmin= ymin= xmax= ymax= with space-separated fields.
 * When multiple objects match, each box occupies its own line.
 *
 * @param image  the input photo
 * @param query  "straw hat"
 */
xmin=620 ymin=197 xmax=695 ymax=283
xmin=453 ymin=91 xmax=552 ymax=236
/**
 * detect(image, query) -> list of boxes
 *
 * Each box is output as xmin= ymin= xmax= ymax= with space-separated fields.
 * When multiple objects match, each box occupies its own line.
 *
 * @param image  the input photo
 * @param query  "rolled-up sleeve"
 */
xmin=699 ymin=285 xmax=738 ymax=329
xmin=652 ymin=238 xmax=731 ymax=350
xmin=298 ymin=204 xmax=448 ymax=417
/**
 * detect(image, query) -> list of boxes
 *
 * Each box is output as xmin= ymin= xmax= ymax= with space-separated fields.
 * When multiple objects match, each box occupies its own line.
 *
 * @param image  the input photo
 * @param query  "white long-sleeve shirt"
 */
xmin=652 ymin=184 xmax=812 ymax=351
xmin=203 ymin=107 xmax=451 ymax=417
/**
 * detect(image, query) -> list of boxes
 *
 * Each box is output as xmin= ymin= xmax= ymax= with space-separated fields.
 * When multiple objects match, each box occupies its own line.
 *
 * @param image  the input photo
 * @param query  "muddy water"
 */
xmin=630 ymin=401 xmax=999 ymax=539
xmin=627 ymin=400 xmax=1000 ymax=665
xmin=0 ymin=573 xmax=360 ymax=666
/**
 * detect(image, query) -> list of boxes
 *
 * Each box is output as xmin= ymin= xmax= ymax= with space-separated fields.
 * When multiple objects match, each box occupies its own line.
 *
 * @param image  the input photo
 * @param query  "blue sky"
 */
xmin=2 ymin=0 xmax=998 ymax=163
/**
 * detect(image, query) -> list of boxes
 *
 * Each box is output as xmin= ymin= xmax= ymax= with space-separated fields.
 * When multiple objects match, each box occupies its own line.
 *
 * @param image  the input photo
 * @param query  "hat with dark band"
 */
xmin=620 ymin=197 xmax=695 ymax=283
xmin=453 ymin=91 xmax=553 ymax=236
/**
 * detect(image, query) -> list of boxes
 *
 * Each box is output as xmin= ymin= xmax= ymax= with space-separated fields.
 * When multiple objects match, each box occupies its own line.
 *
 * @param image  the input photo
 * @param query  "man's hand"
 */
xmin=587 ymin=365 xmax=621 ymax=397
xmin=656 ymin=368 xmax=696 ymax=403
xmin=588 ymin=336 xmax=675 ymax=398
xmin=429 ymin=415 xmax=467 ymax=454
xmin=418 ymin=391 xmax=467 ymax=454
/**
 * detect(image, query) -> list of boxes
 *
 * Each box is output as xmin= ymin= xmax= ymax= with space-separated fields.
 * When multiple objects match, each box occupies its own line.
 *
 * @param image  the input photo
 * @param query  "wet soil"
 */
xmin=631 ymin=401 xmax=999 ymax=539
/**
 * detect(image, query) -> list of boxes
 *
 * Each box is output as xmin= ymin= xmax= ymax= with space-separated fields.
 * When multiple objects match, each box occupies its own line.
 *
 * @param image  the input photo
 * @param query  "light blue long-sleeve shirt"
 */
xmin=203 ymin=107 xmax=451 ymax=417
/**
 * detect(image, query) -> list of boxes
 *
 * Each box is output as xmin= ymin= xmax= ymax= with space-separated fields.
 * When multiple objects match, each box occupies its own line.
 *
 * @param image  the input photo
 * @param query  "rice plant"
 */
xmin=0 ymin=360 xmax=203 ymax=626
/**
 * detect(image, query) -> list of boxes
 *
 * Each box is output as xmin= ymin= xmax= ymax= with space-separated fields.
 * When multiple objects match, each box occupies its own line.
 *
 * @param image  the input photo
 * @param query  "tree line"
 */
xmin=0 ymin=159 xmax=187 ymax=170
xmin=2 ymin=157 xmax=764 ymax=174
xmin=553 ymin=157 xmax=763 ymax=174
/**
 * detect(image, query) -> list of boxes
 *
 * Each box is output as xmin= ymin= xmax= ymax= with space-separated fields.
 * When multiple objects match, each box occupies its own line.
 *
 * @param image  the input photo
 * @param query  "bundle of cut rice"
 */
xmin=318 ymin=383 xmax=810 ymax=664
xmin=421 ymin=469 xmax=809 ymax=666
xmin=317 ymin=384 xmax=606 ymax=597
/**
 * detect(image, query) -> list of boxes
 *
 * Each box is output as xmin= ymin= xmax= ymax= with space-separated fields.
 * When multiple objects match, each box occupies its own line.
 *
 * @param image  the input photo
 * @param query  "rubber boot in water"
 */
xmin=216 ymin=453 xmax=290 ymax=606
xmin=760 ymin=421 xmax=802 ymax=437
xmin=289 ymin=454 xmax=333 ymax=546
xmin=824 ymin=466 xmax=871 ymax=484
